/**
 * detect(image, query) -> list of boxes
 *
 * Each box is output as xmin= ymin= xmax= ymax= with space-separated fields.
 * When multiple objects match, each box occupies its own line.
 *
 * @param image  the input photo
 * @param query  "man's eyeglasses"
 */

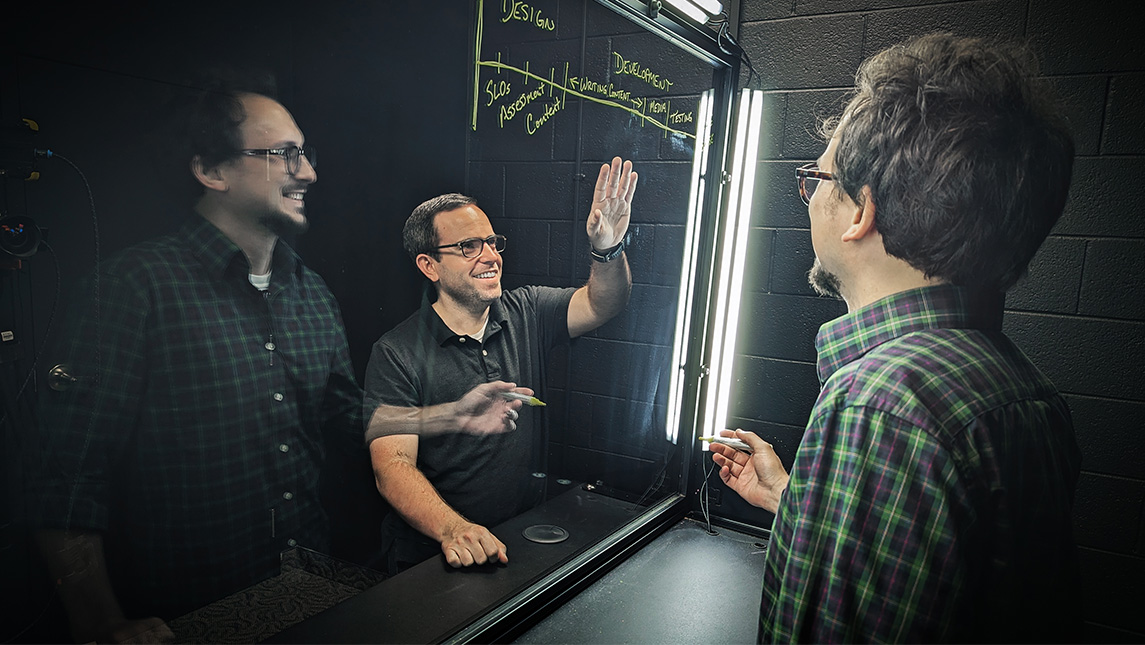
xmin=431 ymin=234 xmax=507 ymax=258
xmin=796 ymin=162 xmax=834 ymax=205
xmin=238 ymin=145 xmax=317 ymax=175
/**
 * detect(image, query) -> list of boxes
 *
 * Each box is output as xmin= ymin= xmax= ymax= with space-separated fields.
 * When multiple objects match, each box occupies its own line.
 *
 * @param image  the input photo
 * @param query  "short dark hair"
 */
xmin=170 ymin=70 xmax=279 ymax=201
xmin=402 ymin=193 xmax=477 ymax=262
xmin=829 ymin=33 xmax=1075 ymax=292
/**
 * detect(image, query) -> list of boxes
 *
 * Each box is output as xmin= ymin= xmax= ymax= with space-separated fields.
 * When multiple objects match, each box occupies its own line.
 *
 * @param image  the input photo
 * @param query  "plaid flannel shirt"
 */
xmin=29 ymin=215 xmax=363 ymax=617
xmin=760 ymin=285 xmax=1082 ymax=643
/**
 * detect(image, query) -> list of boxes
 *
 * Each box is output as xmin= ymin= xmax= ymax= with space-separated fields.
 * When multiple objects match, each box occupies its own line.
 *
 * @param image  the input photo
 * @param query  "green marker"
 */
xmin=502 ymin=391 xmax=546 ymax=407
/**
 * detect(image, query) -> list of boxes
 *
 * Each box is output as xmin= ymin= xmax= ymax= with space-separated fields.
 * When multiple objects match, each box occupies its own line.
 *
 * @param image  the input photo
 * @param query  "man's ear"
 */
xmin=841 ymin=185 xmax=877 ymax=243
xmin=414 ymin=253 xmax=440 ymax=283
xmin=191 ymin=155 xmax=228 ymax=193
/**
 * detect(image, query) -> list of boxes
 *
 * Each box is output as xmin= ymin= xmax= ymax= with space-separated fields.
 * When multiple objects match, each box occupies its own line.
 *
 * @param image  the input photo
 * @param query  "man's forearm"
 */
xmin=584 ymin=253 xmax=631 ymax=321
xmin=374 ymin=458 xmax=470 ymax=543
xmin=366 ymin=402 xmax=462 ymax=444
xmin=36 ymin=529 xmax=127 ymax=642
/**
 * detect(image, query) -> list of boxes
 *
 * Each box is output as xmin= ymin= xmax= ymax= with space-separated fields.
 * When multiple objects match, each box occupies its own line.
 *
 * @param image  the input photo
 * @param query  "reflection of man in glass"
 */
xmin=364 ymin=157 xmax=637 ymax=574
xmin=29 ymin=82 xmax=363 ymax=643
xmin=709 ymin=34 xmax=1081 ymax=643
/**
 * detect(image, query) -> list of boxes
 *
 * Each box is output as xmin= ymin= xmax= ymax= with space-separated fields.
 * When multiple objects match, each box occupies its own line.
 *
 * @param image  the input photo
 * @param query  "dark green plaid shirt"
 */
xmin=761 ymin=285 xmax=1082 ymax=643
xmin=29 ymin=215 xmax=363 ymax=618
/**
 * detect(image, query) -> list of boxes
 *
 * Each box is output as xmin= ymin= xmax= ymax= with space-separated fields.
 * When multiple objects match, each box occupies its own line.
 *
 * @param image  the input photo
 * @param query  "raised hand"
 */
xmin=587 ymin=156 xmax=638 ymax=250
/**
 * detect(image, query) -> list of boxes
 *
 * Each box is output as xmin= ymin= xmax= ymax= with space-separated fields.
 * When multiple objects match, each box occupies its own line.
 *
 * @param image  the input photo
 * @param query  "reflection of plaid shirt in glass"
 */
xmin=760 ymin=285 xmax=1082 ymax=643
xmin=28 ymin=215 xmax=362 ymax=618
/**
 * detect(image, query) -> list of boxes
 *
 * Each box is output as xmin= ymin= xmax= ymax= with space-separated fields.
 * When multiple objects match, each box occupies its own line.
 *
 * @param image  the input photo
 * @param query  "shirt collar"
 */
xmin=814 ymin=284 xmax=1004 ymax=384
xmin=183 ymin=214 xmax=301 ymax=281
xmin=422 ymin=289 xmax=507 ymax=346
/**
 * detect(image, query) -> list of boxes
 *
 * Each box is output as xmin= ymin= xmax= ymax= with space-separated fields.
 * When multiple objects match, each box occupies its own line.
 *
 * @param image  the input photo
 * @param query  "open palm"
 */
xmin=587 ymin=156 xmax=638 ymax=249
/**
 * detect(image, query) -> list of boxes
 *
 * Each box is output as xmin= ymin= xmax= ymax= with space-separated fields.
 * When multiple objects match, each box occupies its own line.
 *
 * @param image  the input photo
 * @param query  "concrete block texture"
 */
xmin=1006 ymin=236 xmax=1085 ymax=314
xmin=1079 ymin=239 xmax=1145 ymax=320
xmin=1056 ymin=157 xmax=1145 ymax=238
xmin=1004 ymin=313 xmax=1145 ymax=402
xmin=737 ymin=15 xmax=865 ymax=91
xmin=1048 ymin=75 xmax=1108 ymax=157
xmin=1072 ymin=473 xmax=1145 ymax=553
xmin=1029 ymin=0 xmax=1145 ymax=75
xmin=1078 ymin=548 xmax=1145 ymax=636
xmin=860 ymin=0 xmax=1025 ymax=58
xmin=1102 ymin=74 xmax=1145 ymax=155
xmin=1065 ymin=394 xmax=1145 ymax=480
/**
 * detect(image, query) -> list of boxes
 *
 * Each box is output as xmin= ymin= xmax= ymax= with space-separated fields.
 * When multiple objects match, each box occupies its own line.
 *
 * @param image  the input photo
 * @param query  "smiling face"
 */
xmin=424 ymin=204 xmax=503 ymax=314
xmin=224 ymin=93 xmax=316 ymax=235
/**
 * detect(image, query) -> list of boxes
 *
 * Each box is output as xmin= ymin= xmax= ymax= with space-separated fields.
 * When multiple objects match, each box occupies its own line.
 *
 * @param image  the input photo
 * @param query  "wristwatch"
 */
xmin=590 ymin=232 xmax=630 ymax=263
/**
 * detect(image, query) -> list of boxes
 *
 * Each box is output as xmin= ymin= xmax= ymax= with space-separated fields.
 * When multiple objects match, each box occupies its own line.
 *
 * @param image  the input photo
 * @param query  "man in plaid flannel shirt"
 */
xmin=30 ymin=83 xmax=364 ymax=643
xmin=710 ymin=33 xmax=1082 ymax=643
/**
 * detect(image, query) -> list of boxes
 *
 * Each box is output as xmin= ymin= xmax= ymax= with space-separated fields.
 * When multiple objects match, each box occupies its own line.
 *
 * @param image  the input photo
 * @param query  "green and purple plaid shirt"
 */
xmin=761 ymin=285 xmax=1082 ymax=643
xmin=28 ymin=215 xmax=363 ymax=618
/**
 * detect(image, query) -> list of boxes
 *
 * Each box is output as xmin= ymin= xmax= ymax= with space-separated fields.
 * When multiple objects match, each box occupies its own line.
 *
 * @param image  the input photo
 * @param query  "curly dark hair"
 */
xmin=402 ymin=193 xmax=478 ymax=261
xmin=828 ymin=33 xmax=1075 ymax=292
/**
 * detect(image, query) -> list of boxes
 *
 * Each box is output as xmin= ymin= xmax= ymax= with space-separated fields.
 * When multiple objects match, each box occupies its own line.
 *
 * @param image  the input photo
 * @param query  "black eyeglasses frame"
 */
xmin=430 ymin=234 xmax=507 ymax=259
xmin=238 ymin=145 xmax=317 ymax=175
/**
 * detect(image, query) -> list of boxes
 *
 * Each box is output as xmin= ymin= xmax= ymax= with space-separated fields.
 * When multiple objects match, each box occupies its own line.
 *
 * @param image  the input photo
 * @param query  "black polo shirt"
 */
xmin=363 ymin=285 xmax=575 ymax=566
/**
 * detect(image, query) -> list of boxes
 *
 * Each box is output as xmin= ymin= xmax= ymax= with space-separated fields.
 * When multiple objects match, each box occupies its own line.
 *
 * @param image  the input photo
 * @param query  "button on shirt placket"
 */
xmin=263 ymin=286 xmax=296 ymax=549
xmin=469 ymin=329 xmax=502 ymax=381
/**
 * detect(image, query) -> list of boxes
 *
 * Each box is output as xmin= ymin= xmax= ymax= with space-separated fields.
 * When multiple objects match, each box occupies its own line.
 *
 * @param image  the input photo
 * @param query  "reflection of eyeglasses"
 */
xmin=239 ymin=145 xmax=317 ymax=175
xmin=796 ymin=162 xmax=834 ymax=205
xmin=431 ymin=234 xmax=507 ymax=258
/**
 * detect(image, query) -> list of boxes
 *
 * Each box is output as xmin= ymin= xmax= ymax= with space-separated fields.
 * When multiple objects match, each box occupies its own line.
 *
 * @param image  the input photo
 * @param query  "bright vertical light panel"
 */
xmin=666 ymin=90 xmax=714 ymax=443
xmin=712 ymin=90 xmax=763 ymax=444
xmin=690 ymin=0 xmax=724 ymax=17
xmin=702 ymin=89 xmax=764 ymax=448
xmin=662 ymin=0 xmax=709 ymax=23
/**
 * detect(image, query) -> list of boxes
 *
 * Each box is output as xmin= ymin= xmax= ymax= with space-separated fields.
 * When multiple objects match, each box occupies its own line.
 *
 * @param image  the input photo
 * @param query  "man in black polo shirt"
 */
xmin=363 ymin=157 xmax=637 ymax=574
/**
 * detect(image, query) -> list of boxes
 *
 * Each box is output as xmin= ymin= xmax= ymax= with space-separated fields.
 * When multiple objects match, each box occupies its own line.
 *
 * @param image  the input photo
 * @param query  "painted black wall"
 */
xmin=714 ymin=0 xmax=1145 ymax=641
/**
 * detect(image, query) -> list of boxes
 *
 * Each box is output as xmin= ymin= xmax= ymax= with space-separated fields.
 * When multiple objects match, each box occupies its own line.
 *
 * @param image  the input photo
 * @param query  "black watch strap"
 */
xmin=590 ymin=232 xmax=630 ymax=263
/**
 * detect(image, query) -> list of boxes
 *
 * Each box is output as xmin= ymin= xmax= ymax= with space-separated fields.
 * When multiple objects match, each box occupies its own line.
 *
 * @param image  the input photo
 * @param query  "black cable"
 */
xmin=697 ymin=444 xmax=718 ymax=535
xmin=33 ymin=151 xmax=103 ymax=528
xmin=0 ymin=240 xmax=60 ymax=430
xmin=739 ymin=46 xmax=758 ymax=90
xmin=705 ymin=13 xmax=758 ymax=90
xmin=631 ymin=442 xmax=679 ymax=510
xmin=38 ymin=151 xmax=101 ymax=382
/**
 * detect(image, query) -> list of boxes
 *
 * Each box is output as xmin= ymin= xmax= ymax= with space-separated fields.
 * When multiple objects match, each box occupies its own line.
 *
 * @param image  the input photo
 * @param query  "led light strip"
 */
xmin=702 ymin=88 xmax=764 ymax=447
xmin=666 ymin=89 xmax=714 ymax=443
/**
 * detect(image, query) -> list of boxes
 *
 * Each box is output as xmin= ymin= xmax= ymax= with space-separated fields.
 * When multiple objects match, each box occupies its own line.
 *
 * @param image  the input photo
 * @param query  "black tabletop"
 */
xmin=267 ymin=484 xmax=650 ymax=644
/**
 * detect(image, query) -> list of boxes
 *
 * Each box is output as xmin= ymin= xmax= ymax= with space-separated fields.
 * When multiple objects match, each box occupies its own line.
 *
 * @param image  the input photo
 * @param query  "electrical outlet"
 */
xmin=705 ymin=488 xmax=721 ymax=506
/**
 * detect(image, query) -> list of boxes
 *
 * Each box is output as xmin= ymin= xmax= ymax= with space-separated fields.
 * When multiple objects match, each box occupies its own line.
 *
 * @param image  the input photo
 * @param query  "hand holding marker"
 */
xmin=501 ymin=391 xmax=546 ymax=407
xmin=698 ymin=434 xmax=753 ymax=453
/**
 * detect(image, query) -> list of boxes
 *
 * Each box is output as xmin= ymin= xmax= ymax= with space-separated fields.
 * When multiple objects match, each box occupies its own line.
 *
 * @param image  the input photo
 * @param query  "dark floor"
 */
xmin=515 ymin=517 xmax=768 ymax=644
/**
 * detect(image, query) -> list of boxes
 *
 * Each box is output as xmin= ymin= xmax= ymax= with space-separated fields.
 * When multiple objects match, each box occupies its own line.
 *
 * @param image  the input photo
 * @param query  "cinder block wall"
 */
xmin=725 ymin=0 xmax=1145 ymax=640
